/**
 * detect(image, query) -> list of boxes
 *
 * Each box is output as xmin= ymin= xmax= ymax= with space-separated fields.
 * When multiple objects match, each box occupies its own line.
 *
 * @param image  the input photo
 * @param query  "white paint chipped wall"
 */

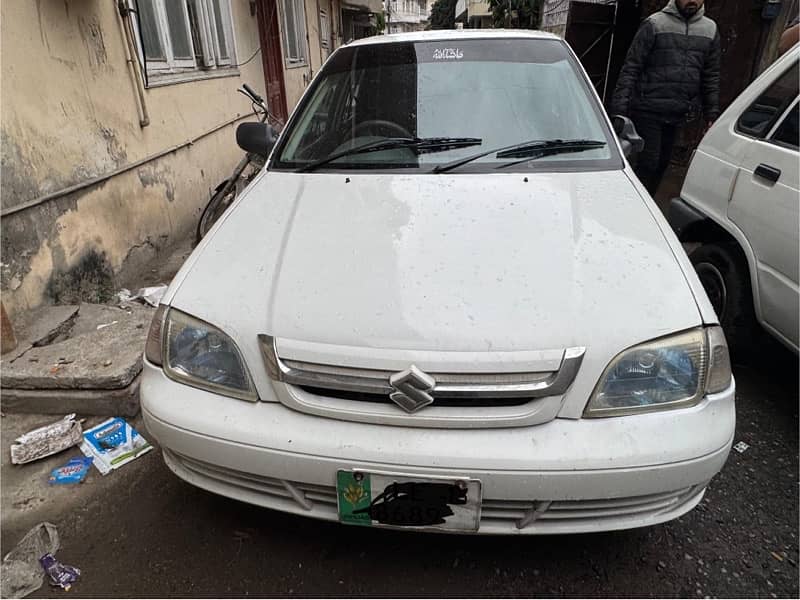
xmin=1 ymin=0 xmax=267 ymax=318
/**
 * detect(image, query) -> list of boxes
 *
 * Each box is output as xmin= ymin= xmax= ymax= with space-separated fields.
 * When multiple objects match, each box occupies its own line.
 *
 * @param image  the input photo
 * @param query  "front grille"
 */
xmin=298 ymin=385 xmax=535 ymax=407
xmin=260 ymin=334 xmax=585 ymax=408
xmin=480 ymin=486 xmax=700 ymax=529
xmin=258 ymin=335 xmax=585 ymax=427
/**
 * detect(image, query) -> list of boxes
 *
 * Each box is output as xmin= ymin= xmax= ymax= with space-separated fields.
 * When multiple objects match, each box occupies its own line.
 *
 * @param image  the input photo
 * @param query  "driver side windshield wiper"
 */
xmin=432 ymin=139 xmax=607 ymax=174
xmin=298 ymin=137 xmax=482 ymax=173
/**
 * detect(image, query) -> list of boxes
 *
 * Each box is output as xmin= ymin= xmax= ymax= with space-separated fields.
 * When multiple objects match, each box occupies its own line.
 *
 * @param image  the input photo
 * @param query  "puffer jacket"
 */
xmin=611 ymin=0 xmax=721 ymax=123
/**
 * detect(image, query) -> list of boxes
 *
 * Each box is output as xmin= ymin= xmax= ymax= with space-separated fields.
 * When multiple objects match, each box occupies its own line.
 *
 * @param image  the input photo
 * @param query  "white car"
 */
xmin=670 ymin=45 xmax=799 ymax=355
xmin=141 ymin=30 xmax=734 ymax=535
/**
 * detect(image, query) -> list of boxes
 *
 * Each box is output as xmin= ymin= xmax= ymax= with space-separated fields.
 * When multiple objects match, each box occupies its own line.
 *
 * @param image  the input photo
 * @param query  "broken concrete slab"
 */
xmin=0 ymin=305 xmax=80 ymax=363
xmin=1 ymin=380 xmax=140 ymax=417
xmin=1 ymin=304 xmax=153 ymax=390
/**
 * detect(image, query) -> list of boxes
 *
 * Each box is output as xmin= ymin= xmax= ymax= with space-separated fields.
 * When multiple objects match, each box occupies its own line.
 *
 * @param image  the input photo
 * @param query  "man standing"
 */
xmin=612 ymin=0 xmax=721 ymax=195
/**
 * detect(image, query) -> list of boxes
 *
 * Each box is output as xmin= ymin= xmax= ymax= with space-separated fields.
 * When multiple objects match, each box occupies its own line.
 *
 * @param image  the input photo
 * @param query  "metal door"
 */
xmin=729 ymin=101 xmax=800 ymax=348
xmin=564 ymin=1 xmax=618 ymax=102
xmin=256 ymin=0 xmax=289 ymax=123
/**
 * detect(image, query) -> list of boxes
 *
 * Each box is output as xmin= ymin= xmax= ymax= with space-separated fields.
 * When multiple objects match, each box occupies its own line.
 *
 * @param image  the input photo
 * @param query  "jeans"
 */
xmin=631 ymin=114 xmax=679 ymax=196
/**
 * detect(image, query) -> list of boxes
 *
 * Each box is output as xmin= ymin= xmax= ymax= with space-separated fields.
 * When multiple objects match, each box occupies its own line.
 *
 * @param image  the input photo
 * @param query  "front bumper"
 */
xmin=668 ymin=196 xmax=709 ymax=239
xmin=141 ymin=361 xmax=735 ymax=534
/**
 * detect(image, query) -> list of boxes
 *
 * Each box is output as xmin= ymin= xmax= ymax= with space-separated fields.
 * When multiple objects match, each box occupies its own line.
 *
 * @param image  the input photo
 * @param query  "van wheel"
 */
xmin=690 ymin=243 xmax=755 ymax=356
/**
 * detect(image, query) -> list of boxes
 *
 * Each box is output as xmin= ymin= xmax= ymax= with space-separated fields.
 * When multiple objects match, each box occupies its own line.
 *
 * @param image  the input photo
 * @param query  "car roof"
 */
xmin=346 ymin=29 xmax=561 ymax=47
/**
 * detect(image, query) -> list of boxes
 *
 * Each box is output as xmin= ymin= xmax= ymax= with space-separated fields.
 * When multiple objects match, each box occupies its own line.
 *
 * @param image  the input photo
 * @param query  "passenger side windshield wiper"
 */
xmin=432 ymin=139 xmax=607 ymax=174
xmin=298 ymin=137 xmax=483 ymax=173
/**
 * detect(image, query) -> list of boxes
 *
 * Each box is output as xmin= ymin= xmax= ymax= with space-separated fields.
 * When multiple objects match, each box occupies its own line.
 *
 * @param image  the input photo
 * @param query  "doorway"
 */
xmin=256 ymin=0 xmax=288 ymax=123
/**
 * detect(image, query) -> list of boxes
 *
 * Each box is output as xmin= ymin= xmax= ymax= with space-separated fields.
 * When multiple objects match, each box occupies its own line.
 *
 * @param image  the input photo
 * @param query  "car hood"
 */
xmin=170 ymin=170 xmax=701 ymax=356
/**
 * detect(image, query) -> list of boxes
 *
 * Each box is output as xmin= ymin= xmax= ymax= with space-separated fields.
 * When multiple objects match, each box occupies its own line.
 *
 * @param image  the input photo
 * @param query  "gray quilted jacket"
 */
xmin=611 ymin=0 xmax=721 ymax=123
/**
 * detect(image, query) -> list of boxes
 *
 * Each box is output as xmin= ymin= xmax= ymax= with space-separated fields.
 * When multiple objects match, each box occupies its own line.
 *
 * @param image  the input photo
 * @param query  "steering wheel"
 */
xmin=352 ymin=119 xmax=413 ymax=139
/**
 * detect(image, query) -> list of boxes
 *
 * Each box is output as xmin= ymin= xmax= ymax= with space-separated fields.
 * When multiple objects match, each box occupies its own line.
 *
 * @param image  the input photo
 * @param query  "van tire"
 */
xmin=690 ymin=243 xmax=755 ymax=357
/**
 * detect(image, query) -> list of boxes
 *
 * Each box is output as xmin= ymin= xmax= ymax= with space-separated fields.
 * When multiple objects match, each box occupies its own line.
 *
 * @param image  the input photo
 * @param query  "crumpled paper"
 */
xmin=0 ymin=522 xmax=60 ymax=598
xmin=115 ymin=285 xmax=167 ymax=307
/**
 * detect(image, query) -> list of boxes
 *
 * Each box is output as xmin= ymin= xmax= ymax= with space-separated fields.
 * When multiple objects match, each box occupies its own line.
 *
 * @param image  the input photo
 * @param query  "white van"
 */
xmin=670 ymin=46 xmax=799 ymax=354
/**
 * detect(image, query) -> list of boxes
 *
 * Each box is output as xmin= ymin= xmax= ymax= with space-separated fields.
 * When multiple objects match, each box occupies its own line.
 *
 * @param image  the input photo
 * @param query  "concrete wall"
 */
xmin=1 ymin=0 xmax=267 ymax=319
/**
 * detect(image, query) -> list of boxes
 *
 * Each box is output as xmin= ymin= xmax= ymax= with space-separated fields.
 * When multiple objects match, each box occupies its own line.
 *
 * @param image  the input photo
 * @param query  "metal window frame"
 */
xmin=205 ymin=0 xmax=237 ymax=67
xmin=157 ymin=0 xmax=198 ymax=69
xmin=280 ymin=0 xmax=309 ymax=67
xmin=735 ymin=61 xmax=799 ymax=141
xmin=319 ymin=7 xmax=330 ymax=53
xmin=766 ymin=97 xmax=800 ymax=151
xmin=130 ymin=0 xmax=238 ymax=83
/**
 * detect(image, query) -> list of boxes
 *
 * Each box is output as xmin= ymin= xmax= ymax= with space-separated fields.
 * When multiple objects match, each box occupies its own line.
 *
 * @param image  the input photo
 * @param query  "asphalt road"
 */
xmin=9 ymin=337 xmax=798 ymax=598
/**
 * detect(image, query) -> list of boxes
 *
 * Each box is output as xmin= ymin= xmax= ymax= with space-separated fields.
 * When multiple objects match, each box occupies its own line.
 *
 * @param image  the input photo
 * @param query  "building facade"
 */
xmin=0 ymin=0 xmax=380 ymax=320
xmin=386 ymin=0 xmax=429 ymax=34
xmin=541 ymin=0 xmax=613 ymax=37
xmin=455 ymin=0 xmax=492 ymax=29
xmin=456 ymin=0 xmax=494 ymax=29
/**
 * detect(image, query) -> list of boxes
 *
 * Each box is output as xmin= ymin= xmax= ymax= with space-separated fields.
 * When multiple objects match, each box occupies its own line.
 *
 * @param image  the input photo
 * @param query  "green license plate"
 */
xmin=336 ymin=470 xmax=482 ymax=531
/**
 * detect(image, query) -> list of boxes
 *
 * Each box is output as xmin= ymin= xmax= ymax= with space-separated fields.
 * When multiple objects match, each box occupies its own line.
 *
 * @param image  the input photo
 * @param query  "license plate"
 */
xmin=336 ymin=470 xmax=482 ymax=531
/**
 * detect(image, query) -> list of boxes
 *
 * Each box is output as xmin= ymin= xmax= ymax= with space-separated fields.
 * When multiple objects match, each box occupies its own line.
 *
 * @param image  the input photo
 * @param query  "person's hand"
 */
xmin=703 ymin=120 xmax=715 ymax=135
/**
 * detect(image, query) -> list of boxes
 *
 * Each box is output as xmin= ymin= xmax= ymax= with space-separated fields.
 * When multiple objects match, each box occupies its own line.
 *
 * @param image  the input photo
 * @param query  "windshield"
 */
xmin=272 ymin=38 xmax=622 ymax=172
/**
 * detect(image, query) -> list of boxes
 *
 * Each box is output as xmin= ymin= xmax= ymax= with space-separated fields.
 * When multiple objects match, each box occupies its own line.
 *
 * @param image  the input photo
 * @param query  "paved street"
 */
xmin=2 ymin=336 xmax=797 ymax=598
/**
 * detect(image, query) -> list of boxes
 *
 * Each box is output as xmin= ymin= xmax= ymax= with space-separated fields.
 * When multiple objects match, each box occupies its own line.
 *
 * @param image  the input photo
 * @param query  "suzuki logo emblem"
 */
xmin=389 ymin=365 xmax=436 ymax=413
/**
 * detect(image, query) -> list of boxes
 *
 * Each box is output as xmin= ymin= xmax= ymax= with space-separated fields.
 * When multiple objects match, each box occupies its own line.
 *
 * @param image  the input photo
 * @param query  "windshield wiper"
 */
xmin=298 ymin=137 xmax=482 ymax=173
xmin=495 ymin=139 xmax=607 ymax=168
xmin=432 ymin=139 xmax=607 ymax=174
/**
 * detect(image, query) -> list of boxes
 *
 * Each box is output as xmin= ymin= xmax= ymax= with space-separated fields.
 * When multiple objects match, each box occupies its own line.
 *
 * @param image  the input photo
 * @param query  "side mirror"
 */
xmin=611 ymin=115 xmax=645 ymax=158
xmin=236 ymin=122 xmax=278 ymax=157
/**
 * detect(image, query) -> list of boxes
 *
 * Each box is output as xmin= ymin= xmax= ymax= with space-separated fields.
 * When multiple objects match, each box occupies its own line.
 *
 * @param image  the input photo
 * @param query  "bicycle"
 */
xmin=196 ymin=83 xmax=282 ymax=243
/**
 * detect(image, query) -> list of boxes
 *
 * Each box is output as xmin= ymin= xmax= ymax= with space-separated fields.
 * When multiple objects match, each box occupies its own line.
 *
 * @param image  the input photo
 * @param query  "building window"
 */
xmin=280 ymin=0 xmax=308 ymax=66
xmin=135 ymin=0 xmax=237 ymax=83
xmin=319 ymin=8 xmax=330 ymax=53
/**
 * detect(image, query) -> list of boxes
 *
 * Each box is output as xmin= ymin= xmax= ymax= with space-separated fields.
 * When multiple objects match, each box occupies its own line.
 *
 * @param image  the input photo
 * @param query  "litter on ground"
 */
xmin=10 ymin=414 xmax=82 ymax=465
xmin=80 ymin=417 xmax=153 ymax=475
xmin=48 ymin=456 xmax=94 ymax=485
xmin=115 ymin=284 xmax=167 ymax=307
xmin=39 ymin=553 xmax=80 ymax=591
xmin=733 ymin=441 xmax=750 ymax=453
xmin=0 ymin=522 xmax=60 ymax=598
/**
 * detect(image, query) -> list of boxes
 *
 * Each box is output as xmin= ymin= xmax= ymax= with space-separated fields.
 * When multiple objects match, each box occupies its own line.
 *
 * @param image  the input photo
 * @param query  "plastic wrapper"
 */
xmin=48 ymin=456 xmax=94 ymax=485
xmin=39 ymin=553 xmax=80 ymax=591
xmin=10 ymin=415 xmax=82 ymax=465
xmin=0 ymin=522 xmax=60 ymax=598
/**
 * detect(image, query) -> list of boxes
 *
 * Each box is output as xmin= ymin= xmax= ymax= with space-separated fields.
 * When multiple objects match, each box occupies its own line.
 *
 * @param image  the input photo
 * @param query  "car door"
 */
xmin=728 ymin=63 xmax=799 ymax=349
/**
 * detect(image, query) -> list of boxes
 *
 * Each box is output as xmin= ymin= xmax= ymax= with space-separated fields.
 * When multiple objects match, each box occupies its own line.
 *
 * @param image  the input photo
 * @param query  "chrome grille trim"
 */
xmin=259 ymin=335 xmax=585 ymax=400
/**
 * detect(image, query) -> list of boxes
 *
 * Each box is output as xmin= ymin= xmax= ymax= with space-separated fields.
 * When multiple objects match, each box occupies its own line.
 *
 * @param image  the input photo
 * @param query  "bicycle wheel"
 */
xmin=196 ymin=178 xmax=240 ymax=243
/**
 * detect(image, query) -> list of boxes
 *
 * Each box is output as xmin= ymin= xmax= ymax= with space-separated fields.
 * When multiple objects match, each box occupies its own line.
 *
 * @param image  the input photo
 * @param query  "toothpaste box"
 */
xmin=79 ymin=417 xmax=152 ymax=475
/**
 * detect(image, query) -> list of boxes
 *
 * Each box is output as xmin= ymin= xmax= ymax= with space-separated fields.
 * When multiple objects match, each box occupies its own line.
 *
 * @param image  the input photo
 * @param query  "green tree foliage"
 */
xmin=488 ymin=0 xmax=544 ymax=29
xmin=429 ymin=0 xmax=459 ymax=29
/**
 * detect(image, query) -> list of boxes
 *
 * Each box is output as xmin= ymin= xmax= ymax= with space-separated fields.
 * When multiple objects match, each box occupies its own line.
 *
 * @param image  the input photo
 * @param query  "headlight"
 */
xmin=157 ymin=308 xmax=257 ymax=402
xmin=584 ymin=327 xmax=730 ymax=417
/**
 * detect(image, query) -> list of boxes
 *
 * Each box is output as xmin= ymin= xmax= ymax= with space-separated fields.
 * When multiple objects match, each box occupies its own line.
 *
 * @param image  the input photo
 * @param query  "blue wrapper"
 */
xmin=39 ymin=553 xmax=80 ymax=591
xmin=48 ymin=456 xmax=94 ymax=485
